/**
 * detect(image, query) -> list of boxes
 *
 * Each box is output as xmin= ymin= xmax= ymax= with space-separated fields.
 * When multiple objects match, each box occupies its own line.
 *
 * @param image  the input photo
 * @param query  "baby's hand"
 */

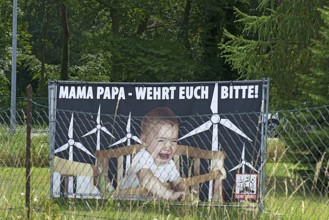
xmin=212 ymin=159 xmax=226 ymax=179
xmin=170 ymin=191 xmax=186 ymax=201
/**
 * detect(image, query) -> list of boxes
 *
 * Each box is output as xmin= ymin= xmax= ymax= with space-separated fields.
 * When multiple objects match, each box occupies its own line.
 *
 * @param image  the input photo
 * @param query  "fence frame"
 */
xmin=260 ymin=78 xmax=270 ymax=211
xmin=48 ymin=81 xmax=57 ymax=198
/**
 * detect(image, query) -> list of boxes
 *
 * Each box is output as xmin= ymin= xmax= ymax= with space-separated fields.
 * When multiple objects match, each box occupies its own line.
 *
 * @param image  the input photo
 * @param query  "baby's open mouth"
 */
xmin=159 ymin=153 xmax=170 ymax=160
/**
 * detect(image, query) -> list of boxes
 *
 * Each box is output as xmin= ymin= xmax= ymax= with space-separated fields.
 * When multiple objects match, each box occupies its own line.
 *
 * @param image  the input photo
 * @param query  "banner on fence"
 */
xmin=49 ymin=80 xmax=267 ymax=203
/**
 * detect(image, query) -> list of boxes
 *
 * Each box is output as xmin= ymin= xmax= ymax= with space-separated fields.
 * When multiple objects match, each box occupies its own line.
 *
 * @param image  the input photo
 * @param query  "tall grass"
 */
xmin=0 ymin=124 xmax=49 ymax=167
xmin=264 ymin=138 xmax=328 ymax=220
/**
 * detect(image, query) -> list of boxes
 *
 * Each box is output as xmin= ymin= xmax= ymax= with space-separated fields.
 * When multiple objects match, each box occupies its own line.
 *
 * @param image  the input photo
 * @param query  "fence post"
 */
xmin=26 ymin=85 xmax=32 ymax=219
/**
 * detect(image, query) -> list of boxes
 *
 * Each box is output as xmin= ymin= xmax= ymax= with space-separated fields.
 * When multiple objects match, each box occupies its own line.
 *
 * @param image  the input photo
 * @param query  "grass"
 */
xmin=0 ymin=164 xmax=328 ymax=219
xmin=263 ymin=193 xmax=329 ymax=220
xmin=262 ymin=160 xmax=329 ymax=220
xmin=0 ymin=167 xmax=248 ymax=219
xmin=0 ymin=124 xmax=49 ymax=167
xmin=0 ymin=127 xmax=328 ymax=219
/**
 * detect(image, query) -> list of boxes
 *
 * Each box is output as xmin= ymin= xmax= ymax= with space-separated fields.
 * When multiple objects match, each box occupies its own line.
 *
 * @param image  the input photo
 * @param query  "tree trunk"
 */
xmin=110 ymin=0 xmax=120 ymax=35
xmin=38 ymin=0 xmax=51 ymax=96
xmin=109 ymin=0 xmax=122 ymax=79
xmin=181 ymin=0 xmax=192 ymax=49
xmin=198 ymin=2 xmax=226 ymax=81
xmin=60 ymin=1 xmax=69 ymax=80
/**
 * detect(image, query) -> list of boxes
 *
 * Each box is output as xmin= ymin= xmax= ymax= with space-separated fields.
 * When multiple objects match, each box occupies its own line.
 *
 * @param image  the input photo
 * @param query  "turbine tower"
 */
xmin=109 ymin=112 xmax=141 ymax=171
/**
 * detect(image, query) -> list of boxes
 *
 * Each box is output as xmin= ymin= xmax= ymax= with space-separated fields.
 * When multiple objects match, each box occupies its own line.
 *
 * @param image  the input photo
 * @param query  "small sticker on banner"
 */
xmin=234 ymin=174 xmax=258 ymax=201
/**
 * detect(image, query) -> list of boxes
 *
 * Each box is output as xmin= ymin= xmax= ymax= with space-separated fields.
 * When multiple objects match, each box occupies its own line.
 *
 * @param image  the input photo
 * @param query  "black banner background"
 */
xmin=51 ymin=80 xmax=264 ymax=202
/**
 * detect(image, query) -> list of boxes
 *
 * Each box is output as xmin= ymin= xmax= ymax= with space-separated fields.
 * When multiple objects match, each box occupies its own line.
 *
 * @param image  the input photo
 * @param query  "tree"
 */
xmin=90 ymin=0 xmax=193 ymax=81
xmin=299 ymin=6 xmax=329 ymax=194
xmin=221 ymin=0 xmax=327 ymax=109
xmin=0 ymin=0 xmax=37 ymax=102
xmin=221 ymin=0 xmax=329 ymax=195
xmin=0 ymin=0 xmax=14 ymax=103
xmin=192 ymin=0 xmax=230 ymax=80
xmin=19 ymin=0 xmax=247 ymax=93
xmin=307 ymin=7 xmax=329 ymax=107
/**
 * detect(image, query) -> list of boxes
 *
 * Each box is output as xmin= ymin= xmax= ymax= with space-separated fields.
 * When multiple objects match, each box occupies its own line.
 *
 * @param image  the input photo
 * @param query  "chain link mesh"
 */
xmin=0 ymin=101 xmax=328 ymax=219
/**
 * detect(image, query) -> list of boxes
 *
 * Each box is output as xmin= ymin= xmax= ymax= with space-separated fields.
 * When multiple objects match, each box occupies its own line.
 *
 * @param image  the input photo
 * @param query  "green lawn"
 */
xmin=0 ymin=167 xmax=256 ymax=219
xmin=1 ymin=164 xmax=328 ymax=219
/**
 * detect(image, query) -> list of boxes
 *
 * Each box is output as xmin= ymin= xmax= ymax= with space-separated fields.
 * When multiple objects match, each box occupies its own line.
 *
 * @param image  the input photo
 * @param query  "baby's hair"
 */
xmin=140 ymin=107 xmax=179 ymax=136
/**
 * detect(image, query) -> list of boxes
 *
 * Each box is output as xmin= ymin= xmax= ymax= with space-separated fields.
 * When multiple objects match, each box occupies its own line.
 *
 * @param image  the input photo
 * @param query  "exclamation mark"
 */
xmin=255 ymin=85 xmax=259 ymax=98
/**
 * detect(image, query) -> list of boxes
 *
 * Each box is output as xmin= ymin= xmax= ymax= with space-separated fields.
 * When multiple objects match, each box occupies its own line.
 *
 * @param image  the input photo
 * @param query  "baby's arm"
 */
xmin=171 ymin=176 xmax=187 ymax=192
xmin=137 ymin=168 xmax=184 ymax=201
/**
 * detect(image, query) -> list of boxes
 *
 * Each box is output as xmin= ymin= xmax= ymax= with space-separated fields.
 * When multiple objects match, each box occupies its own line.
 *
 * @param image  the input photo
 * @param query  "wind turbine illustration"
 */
xmin=54 ymin=113 xmax=95 ymax=160
xmin=54 ymin=113 xmax=95 ymax=195
xmin=109 ymin=112 xmax=141 ymax=171
xmin=229 ymin=143 xmax=258 ymax=174
xmin=178 ymin=83 xmax=252 ymax=201
xmin=179 ymin=83 xmax=252 ymax=143
xmin=82 ymin=105 xmax=115 ymax=151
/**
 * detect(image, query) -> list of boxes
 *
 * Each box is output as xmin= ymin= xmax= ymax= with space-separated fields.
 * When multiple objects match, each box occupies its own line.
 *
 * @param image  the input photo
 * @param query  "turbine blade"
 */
xmin=97 ymin=105 xmax=101 ymax=125
xmin=220 ymin=118 xmax=252 ymax=141
xmin=68 ymin=114 xmax=74 ymax=139
xmin=54 ymin=143 xmax=69 ymax=153
xmin=110 ymin=137 xmax=127 ymax=146
xmin=132 ymin=136 xmax=141 ymax=144
xmin=210 ymin=83 xmax=218 ymax=114
xmin=245 ymin=162 xmax=258 ymax=173
xmin=229 ymin=163 xmax=242 ymax=172
xmin=101 ymin=127 xmax=115 ymax=138
xmin=242 ymin=143 xmax=245 ymax=161
xmin=179 ymin=120 xmax=213 ymax=140
xmin=75 ymin=142 xmax=95 ymax=158
xmin=127 ymin=112 xmax=131 ymax=133
xmin=82 ymin=128 xmax=97 ymax=137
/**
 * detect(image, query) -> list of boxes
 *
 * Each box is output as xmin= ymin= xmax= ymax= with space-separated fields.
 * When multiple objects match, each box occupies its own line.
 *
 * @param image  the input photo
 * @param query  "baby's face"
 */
xmin=143 ymin=123 xmax=178 ymax=165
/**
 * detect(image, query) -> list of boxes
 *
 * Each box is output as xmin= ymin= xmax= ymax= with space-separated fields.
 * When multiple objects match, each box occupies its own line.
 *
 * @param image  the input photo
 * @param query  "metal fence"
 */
xmin=0 ymin=98 xmax=328 ymax=219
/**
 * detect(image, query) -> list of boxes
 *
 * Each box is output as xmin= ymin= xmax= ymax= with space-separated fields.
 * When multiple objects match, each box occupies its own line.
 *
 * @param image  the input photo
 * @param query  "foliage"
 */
xmin=0 ymin=0 xmax=13 ymax=101
xmin=1 ymin=1 xmax=329 ymax=218
xmin=275 ymin=6 xmax=329 ymax=195
xmin=221 ymin=0 xmax=327 ymax=110
xmin=220 ymin=1 xmax=329 ymax=195
xmin=1 ymin=0 xmax=328 ymax=107
xmin=303 ymin=6 xmax=329 ymax=194
xmin=276 ymin=106 xmax=329 ymax=196
xmin=107 ymin=37 xmax=198 ymax=82
xmin=11 ymin=0 xmax=244 ymax=97
xmin=306 ymin=6 xmax=329 ymax=106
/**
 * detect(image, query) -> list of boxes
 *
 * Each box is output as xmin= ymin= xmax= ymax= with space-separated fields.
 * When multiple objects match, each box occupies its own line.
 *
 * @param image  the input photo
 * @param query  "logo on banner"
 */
xmin=234 ymin=174 xmax=258 ymax=201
